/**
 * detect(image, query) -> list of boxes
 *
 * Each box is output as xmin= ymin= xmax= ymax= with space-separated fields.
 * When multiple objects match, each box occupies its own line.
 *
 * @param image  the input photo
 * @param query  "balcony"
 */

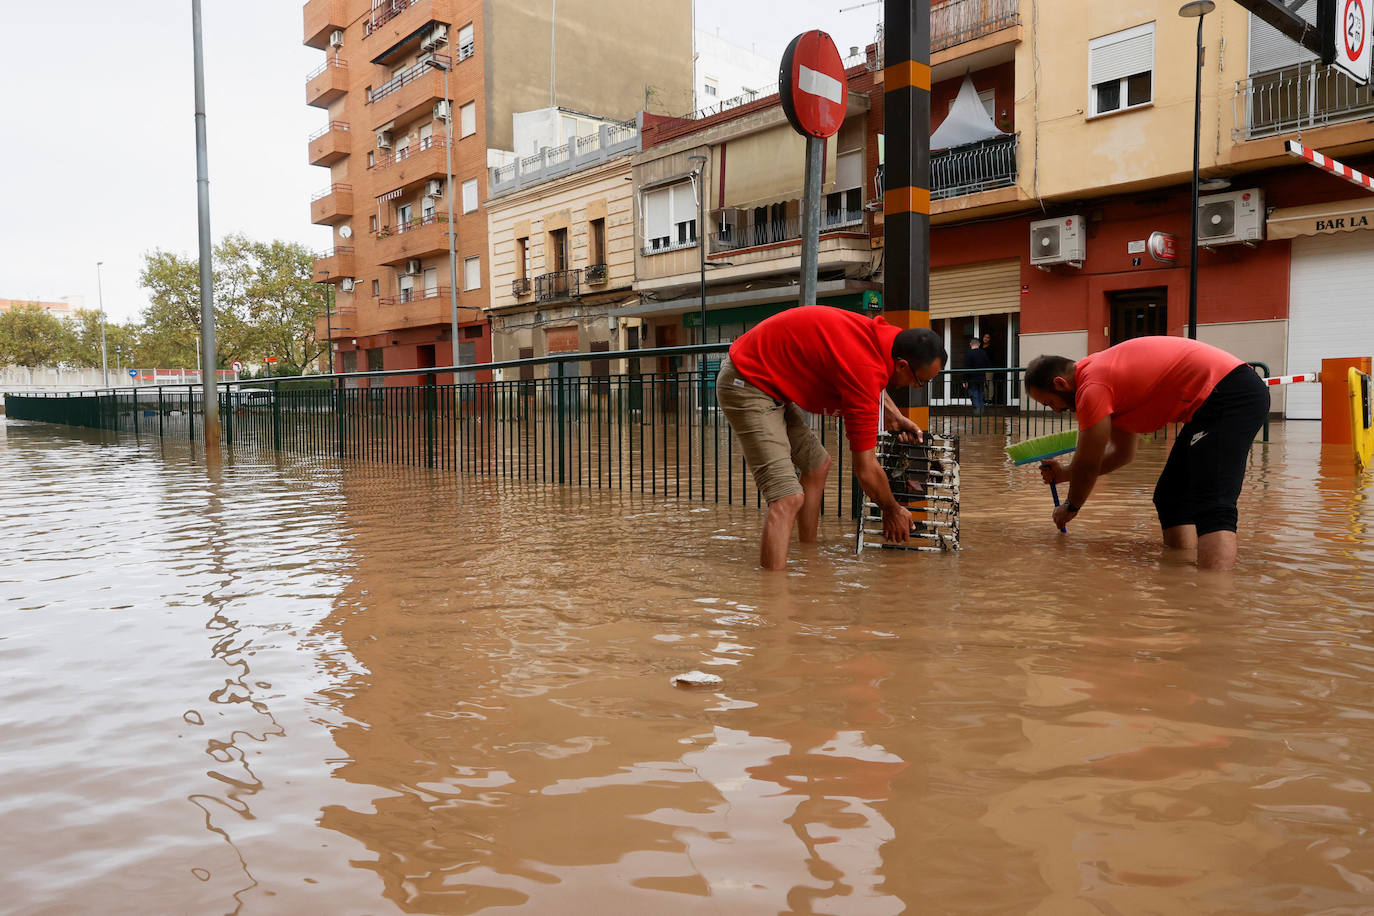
xmin=379 ymin=285 xmax=452 ymax=307
xmin=311 ymin=184 xmax=354 ymax=225
xmin=367 ymin=55 xmax=448 ymax=128
xmin=376 ymin=287 xmax=463 ymax=330
xmin=710 ymin=210 xmax=866 ymax=254
xmin=370 ymin=136 xmax=450 ymax=196
xmin=317 ymin=304 xmax=357 ymax=342
xmin=1233 ymin=63 xmax=1374 ymax=141
xmin=303 ymin=0 xmax=347 ymax=49
xmin=306 ymin=58 xmax=348 ymax=108
xmin=931 ymin=133 xmax=1019 ymax=200
xmin=932 ymin=0 xmax=1020 ymax=52
xmin=535 ymin=269 xmax=580 ymax=302
xmin=308 ymin=121 xmax=350 ymax=166
xmin=313 ymin=246 xmax=355 ymax=279
xmin=583 ymin=263 xmax=608 ymax=285
xmin=512 ymin=277 xmax=532 ymax=297
xmin=363 ymin=0 xmax=438 ymax=54
xmin=374 ymin=213 xmax=451 ymax=266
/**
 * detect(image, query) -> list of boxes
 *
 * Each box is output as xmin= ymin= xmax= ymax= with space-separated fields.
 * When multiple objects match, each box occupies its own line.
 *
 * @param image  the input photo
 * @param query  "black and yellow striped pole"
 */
xmin=883 ymin=0 xmax=932 ymax=429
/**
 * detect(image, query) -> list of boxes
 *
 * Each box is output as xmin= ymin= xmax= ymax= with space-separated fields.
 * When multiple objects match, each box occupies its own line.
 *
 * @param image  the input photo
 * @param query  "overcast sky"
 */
xmin=0 ymin=1 xmax=882 ymax=323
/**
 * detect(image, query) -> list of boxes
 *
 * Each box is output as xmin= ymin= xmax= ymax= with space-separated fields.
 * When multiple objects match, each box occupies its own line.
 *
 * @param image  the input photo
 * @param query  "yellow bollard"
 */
xmin=1321 ymin=357 xmax=1373 ymax=445
xmin=1349 ymin=366 xmax=1374 ymax=473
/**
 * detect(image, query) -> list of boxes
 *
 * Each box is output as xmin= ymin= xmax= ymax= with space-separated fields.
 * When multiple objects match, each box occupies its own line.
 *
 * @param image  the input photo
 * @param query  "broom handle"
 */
xmin=1048 ymin=480 xmax=1067 ymax=534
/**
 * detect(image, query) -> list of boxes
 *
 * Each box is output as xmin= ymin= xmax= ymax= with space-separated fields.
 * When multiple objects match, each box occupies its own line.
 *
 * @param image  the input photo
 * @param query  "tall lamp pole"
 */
xmin=320 ymin=268 xmax=333 ymax=373
xmin=191 ymin=0 xmax=221 ymax=446
xmin=688 ymin=154 xmax=708 ymax=346
xmin=427 ymin=55 xmax=460 ymax=372
xmin=1180 ymin=0 xmax=1215 ymax=340
xmin=96 ymin=260 xmax=109 ymax=387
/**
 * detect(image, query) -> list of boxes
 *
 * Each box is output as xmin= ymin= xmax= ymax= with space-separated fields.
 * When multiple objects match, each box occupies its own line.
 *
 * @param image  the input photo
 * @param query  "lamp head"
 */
xmin=426 ymin=57 xmax=451 ymax=71
xmin=1178 ymin=1 xmax=1215 ymax=17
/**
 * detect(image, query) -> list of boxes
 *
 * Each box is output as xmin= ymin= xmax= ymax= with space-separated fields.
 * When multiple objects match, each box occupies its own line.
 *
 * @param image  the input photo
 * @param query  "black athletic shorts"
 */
xmin=1152 ymin=364 xmax=1270 ymax=536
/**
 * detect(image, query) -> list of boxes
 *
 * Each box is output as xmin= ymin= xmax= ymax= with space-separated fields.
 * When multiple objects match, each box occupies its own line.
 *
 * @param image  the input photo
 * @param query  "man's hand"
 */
xmin=1052 ymin=504 xmax=1077 ymax=531
xmin=888 ymin=413 xmax=925 ymax=444
xmin=883 ymin=503 xmax=914 ymax=542
xmin=1040 ymin=459 xmax=1070 ymax=485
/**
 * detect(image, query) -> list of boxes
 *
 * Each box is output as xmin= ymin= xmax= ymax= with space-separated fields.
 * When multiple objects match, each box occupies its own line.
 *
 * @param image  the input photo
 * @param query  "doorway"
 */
xmin=1109 ymin=287 xmax=1168 ymax=345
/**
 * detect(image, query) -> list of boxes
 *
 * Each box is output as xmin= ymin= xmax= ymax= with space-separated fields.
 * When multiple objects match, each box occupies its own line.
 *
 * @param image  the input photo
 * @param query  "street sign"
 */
xmin=1333 ymin=0 xmax=1371 ymax=85
xmin=1148 ymin=231 xmax=1179 ymax=263
xmin=779 ymin=30 xmax=848 ymax=138
xmin=265 ymin=356 xmax=279 ymax=364
xmin=128 ymin=369 xmax=138 ymax=378
xmin=231 ymin=360 xmax=243 ymax=373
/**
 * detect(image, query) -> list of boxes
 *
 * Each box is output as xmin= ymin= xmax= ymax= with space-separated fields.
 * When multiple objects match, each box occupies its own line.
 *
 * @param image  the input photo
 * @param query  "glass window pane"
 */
xmin=1126 ymin=72 xmax=1152 ymax=106
xmin=1095 ymin=80 xmax=1121 ymax=113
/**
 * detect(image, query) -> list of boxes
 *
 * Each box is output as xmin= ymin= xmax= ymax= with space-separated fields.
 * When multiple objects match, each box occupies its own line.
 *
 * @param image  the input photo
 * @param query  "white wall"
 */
xmin=693 ymin=29 xmax=777 ymax=110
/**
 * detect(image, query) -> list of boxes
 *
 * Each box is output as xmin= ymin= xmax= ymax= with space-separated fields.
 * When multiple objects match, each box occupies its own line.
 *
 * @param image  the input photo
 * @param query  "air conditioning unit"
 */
xmin=433 ymin=100 xmax=450 ymax=120
xmin=1198 ymin=188 xmax=1265 ymax=247
xmin=421 ymin=24 xmax=448 ymax=49
xmin=375 ymin=129 xmax=392 ymax=149
xmin=424 ymin=179 xmax=444 ymax=198
xmin=406 ymin=259 xmax=422 ymax=275
xmin=1029 ymin=215 xmax=1086 ymax=268
xmin=329 ymin=29 xmax=344 ymax=48
xmin=340 ymin=277 xmax=355 ymax=292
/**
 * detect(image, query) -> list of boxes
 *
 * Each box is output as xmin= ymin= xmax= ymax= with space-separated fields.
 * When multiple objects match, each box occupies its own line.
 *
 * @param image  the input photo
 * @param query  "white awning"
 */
xmin=1266 ymin=198 xmax=1374 ymax=240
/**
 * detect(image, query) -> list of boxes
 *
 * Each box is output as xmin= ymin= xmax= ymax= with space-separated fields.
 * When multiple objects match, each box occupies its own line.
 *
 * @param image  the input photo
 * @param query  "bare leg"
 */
xmin=796 ymin=454 xmax=833 ymax=544
xmin=1197 ymin=530 xmax=1238 ymax=571
xmin=1162 ymin=525 xmax=1197 ymax=550
xmin=761 ymin=492 xmax=805 ymax=570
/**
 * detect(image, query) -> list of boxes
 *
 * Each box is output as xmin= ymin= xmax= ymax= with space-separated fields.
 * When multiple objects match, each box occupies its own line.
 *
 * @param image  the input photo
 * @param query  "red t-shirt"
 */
xmin=728 ymin=306 xmax=901 ymax=452
xmin=1075 ymin=336 xmax=1244 ymax=433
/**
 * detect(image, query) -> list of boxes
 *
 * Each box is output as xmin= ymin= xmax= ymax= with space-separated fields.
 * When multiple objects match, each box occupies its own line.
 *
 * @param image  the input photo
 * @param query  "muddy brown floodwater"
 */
xmin=1 ymin=417 xmax=1373 ymax=915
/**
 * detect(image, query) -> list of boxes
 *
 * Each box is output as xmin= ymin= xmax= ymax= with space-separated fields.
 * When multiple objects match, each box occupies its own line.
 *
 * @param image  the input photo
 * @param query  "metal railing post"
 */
xmin=271 ymin=380 xmax=282 ymax=452
xmin=556 ymin=361 xmax=567 ymax=484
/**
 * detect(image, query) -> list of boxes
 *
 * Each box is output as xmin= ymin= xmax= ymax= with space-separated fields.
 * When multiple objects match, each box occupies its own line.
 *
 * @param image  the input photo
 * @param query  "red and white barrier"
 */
xmin=1285 ymin=141 xmax=1374 ymax=193
xmin=1264 ymin=372 xmax=1320 ymax=387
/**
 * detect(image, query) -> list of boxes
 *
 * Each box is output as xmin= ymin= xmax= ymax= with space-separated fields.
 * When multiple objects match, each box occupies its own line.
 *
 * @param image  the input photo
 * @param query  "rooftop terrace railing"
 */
xmin=5 ymin=352 xmax=1074 ymax=516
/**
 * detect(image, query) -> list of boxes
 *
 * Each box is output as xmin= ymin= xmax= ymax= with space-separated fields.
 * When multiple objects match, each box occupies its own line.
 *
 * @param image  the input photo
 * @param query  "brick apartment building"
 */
xmin=302 ymin=0 xmax=692 ymax=383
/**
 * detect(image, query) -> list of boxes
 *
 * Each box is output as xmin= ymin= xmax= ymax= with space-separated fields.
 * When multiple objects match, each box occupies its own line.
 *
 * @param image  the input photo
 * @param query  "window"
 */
xmin=397 ymin=203 xmax=412 ymax=230
xmin=371 ymin=279 xmax=380 ymax=296
xmin=369 ymin=214 xmax=378 ymax=232
xmin=1089 ymin=22 xmax=1154 ymax=116
xmin=515 ymin=237 xmax=528 ymax=279
xmin=463 ymin=256 xmax=481 ymax=290
xmin=419 ymin=123 xmax=433 ymax=147
xmin=423 ymin=266 xmax=438 ymax=296
xmin=462 ymin=178 xmax=478 ymax=213
xmin=457 ymin=23 xmax=475 ymax=60
xmin=704 ymin=77 xmax=718 ymax=98
xmin=589 ymin=218 xmax=606 ymax=265
xmin=342 ymin=351 xmax=358 ymax=373
xmin=398 ymin=273 xmax=415 ymax=301
xmin=642 ymin=182 xmax=697 ymax=251
xmin=367 ymin=151 xmax=375 ymax=167
xmin=549 ymin=228 xmax=568 ymax=271
xmin=367 ymin=349 xmax=384 ymax=372
xmin=977 ymin=87 xmax=996 ymax=119
xmin=422 ymin=197 xmax=435 ymax=220
xmin=460 ymin=102 xmax=476 ymax=138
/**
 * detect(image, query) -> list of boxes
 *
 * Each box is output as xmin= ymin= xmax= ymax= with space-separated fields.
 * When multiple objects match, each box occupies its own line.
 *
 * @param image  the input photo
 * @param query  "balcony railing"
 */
xmin=308 ymin=119 xmax=350 ymax=143
xmin=306 ymin=56 xmax=347 ymax=82
xmin=375 ymin=211 xmax=450 ymax=239
xmin=364 ymin=0 xmax=421 ymax=34
xmin=370 ymin=134 xmax=449 ymax=171
xmin=311 ymin=183 xmax=353 ymax=202
xmin=368 ymin=54 xmax=449 ymax=105
xmin=490 ymin=121 xmax=640 ymax=196
xmin=512 ymin=277 xmax=532 ymax=297
xmin=709 ymin=210 xmax=867 ymax=253
xmin=1232 ymin=62 xmax=1374 ymax=141
xmin=584 ymin=263 xmax=608 ymax=285
xmin=931 ymin=0 xmax=1020 ymax=52
xmin=379 ymin=285 xmax=451 ymax=307
xmin=534 ymin=269 xmax=580 ymax=302
xmin=931 ymin=133 xmax=1019 ymax=200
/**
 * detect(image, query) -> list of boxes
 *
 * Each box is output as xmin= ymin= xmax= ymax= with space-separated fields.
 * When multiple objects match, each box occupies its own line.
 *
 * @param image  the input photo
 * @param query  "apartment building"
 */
xmin=0 ymin=297 xmax=84 ymax=320
xmin=918 ymin=0 xmax=1374 ymax=417
xmin=303 ymin=0 xmax=692 ymax=383
xmin=485 ymin=119 xmax=640 ymax=374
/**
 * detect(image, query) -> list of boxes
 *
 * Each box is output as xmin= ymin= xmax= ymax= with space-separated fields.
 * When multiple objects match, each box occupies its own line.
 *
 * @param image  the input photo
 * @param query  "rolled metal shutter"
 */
xmin=930 ymin=258 xmax=1021 ymax=319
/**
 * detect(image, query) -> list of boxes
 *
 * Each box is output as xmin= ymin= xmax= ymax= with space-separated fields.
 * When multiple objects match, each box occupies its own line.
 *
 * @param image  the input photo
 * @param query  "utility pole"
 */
xmin=96 ymin=260 xmax=109 ymax=387
xmin=191 ymin=0 xmax=221 ymax=449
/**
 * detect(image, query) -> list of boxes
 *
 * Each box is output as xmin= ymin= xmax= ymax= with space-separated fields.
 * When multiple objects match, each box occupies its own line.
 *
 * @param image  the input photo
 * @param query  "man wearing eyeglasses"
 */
xmin=716 ymin=305 xmax=947 ymax=569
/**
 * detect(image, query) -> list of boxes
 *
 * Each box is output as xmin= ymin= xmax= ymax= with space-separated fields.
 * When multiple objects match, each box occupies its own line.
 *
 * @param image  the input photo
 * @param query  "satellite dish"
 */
xmin=339 ymin=225 xmax=353 ymax=239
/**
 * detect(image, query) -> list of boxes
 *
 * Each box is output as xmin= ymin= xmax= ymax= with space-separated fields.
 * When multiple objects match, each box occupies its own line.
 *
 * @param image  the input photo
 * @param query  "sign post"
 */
xmin=1334 ymin=0 xmax=1371 ymax=85
xmin=780 ymin=30 xmax=848 ymax=309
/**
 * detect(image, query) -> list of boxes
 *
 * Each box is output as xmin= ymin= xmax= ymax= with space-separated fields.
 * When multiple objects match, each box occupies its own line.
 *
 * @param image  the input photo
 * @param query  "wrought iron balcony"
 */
xmin=534 ymin=269 xmax=580 ymax=302
xmin=512 ymin=277 xmax=532 ymax=297
xmin=379 ymin=285 xmax=451 ymax=307
xmin=931 ymin=133 xmax=1019 ymax=200
xmin=368 ymin=54 xmax=449 ymax=105
xmin=710 ymin=210 xmax=866 ymax=253
xmin=1232 ymin=62 xmax=1374 ymax=141
xmin=583 ymin=263 xmax=608 ymax=285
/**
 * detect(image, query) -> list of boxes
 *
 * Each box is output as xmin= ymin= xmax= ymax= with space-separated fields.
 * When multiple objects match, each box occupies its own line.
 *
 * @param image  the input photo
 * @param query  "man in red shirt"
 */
xmin=717 ymin=305 xmax=947 ymax=569
xmin=1024 ymin=336 xmax=1269 ymax=570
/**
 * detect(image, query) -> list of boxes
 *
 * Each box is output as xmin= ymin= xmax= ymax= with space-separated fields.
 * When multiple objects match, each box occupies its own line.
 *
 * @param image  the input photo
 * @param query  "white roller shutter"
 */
xmin=1248 ymin=9 xmax=1316 ymax=76
xmin=835 ymin=150 xmax=862 ymax=190
xmin=931 ymin=259 xmax=1022 ymax=319
xmin=1285 ymin=232 xmax=1374 ymax=419
xmin=1089 ymin=22 xmax=1155 ymax=86
xmin=644 ymin=187 xmax=671 ymax=241
xmin=671 ymin=181 xmax=697 ymax=223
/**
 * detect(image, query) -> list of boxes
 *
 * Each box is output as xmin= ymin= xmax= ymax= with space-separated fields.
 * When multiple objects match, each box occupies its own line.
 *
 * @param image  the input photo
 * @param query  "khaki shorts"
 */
xmin=716 ymin=357 xmax=830 ymax=503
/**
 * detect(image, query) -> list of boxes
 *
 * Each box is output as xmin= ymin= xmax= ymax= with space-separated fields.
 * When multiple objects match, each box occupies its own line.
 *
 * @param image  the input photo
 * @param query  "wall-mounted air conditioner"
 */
xmin=406 ymin=259 xmax=422 ymax=275
xmin=421 ymin=24 xmax=448 ymax=50
xmin=1198 ymin=188 xmax=1264 ymax=247
xmin=424 ymin=179 xmax=444 ymax=198
xmin=329 ymin=29 xmax=344 ymax=48
xmin=1029 ymin=215 xmax=1085 ymax=268
xmin=340 ymin=277 xmax=355 ymax=292
xmin=376 ymin=129 xmax=393 ymax=149
xmin=433 ymin=100 xmax=450 ymax=121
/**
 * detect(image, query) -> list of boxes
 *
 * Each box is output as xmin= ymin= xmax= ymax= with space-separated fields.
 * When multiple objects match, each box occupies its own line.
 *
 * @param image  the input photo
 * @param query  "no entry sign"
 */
xmin=1334 ymin=0 xmax=1371 ymax=86
xmin=779 ymin=30 xmax=848 ymax=138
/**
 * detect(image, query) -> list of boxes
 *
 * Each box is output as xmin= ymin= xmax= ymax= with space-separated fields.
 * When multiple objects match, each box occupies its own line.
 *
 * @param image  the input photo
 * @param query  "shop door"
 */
xmin=1109 ymin=287 xmax=1168 ymax=346
xmin=1287 ymin=232 xmax=1374 ymax=419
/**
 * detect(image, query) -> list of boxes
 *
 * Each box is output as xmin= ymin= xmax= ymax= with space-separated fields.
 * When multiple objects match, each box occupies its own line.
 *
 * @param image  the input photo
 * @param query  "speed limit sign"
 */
xmin=1334 ymin=0 xmax=1371 ymax=86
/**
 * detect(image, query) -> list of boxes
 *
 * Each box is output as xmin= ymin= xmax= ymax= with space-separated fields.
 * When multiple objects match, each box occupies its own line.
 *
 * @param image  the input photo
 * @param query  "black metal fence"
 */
xmin=6 ymin=347 xmax=1071 ymax=516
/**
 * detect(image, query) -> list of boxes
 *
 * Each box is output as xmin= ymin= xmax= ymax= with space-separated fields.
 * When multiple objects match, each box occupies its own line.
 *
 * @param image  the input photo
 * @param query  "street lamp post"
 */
xmin=96 ymin=260 xmax=109 ymax=386
xmin=427 ymin=55 xmax=460 ymax=373
xmin=1180 ymin=0 xmax=1215 ymax=340
xmin=687 ymin=154 xmax=708 ymax=347
xmin=320 ymin=268 xmax=333 ymax=373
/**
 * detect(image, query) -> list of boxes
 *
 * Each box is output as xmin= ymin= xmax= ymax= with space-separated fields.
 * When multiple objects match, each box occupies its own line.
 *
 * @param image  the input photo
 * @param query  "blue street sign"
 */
xmin=128 ymin=369 xmax=137 ymax=378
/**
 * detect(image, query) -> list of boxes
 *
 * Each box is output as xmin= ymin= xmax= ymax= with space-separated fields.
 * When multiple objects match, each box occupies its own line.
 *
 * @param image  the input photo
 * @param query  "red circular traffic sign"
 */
xmin=779 ymin=30 xmax=848 ymax=138
xmin=1345 ymin=0 xmax=1367 ymax=61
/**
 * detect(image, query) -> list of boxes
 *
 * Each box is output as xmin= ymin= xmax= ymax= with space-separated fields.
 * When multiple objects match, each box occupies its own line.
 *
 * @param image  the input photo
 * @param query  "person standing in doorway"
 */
xmin=963 ymin=337 xmax=992 ymax=415
xmin=1024 ymin=337 xmax=1269 ymax=571
xmin=716 ymin=305 xmax=947 ymax=570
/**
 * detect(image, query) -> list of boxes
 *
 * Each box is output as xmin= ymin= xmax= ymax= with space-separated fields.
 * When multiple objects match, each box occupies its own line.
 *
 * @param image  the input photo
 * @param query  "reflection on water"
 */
xmin=1 ymin=418 xmax=1373 ymax=914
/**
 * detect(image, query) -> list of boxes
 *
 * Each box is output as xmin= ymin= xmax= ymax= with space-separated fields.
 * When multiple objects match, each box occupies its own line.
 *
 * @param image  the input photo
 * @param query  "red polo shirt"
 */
xmin=728 ymin=306 xmax=901 ymax=452
xmin=1075 ymin=336 xmax=1244 ymax=433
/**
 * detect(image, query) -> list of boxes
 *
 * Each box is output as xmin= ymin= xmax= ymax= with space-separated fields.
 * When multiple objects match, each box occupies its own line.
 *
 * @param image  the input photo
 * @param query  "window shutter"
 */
xmin=835 ymin=151 xmax=862 ymax=190
xmin=462 ymin=179 xmax=478 ymax=212
xmin=671 ymin=181 xmax=697 ymax=223
xmin=460 ymin=103 xmax=476 ymax=138
xmin=645 ymin=187 xmax=671 ymax=240
xmin=464 ymin=256 xmax=481 ymax=290
xmin=1089 ymin=22 xmax=1155 ymax=86
xmin=1248 ymin=10 xmax=1316 ymax=75
xmin=930 ymin=259 xmax=1021 ymax=319
xmin=458 ymin=23 xmax=474 ymax=47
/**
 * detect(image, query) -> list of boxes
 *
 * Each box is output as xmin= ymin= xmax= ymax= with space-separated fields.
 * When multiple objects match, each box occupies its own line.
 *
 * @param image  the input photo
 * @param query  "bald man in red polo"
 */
xmin=1025 ymin=336 xmax=1269 ymax=571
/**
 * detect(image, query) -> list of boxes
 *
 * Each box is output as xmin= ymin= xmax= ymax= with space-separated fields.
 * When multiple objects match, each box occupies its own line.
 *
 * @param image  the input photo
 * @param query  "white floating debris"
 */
xmin=670 ymin=670 xmax=723 ymax=688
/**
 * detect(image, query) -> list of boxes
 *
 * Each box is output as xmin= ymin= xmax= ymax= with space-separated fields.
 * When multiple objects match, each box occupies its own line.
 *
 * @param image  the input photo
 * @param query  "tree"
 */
xmin=0 ymin=304 xmax=73 ymax=368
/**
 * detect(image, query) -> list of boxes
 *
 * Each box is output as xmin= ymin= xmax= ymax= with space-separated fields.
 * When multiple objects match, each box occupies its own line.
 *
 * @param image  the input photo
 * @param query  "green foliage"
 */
xmin=0 ymin=304 xmax=73 ymax=367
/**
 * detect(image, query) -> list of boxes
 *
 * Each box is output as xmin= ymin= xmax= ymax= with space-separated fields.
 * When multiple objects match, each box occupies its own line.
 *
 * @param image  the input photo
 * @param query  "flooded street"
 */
xmin=2 ymin=417 xmax=1373 ymax=915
